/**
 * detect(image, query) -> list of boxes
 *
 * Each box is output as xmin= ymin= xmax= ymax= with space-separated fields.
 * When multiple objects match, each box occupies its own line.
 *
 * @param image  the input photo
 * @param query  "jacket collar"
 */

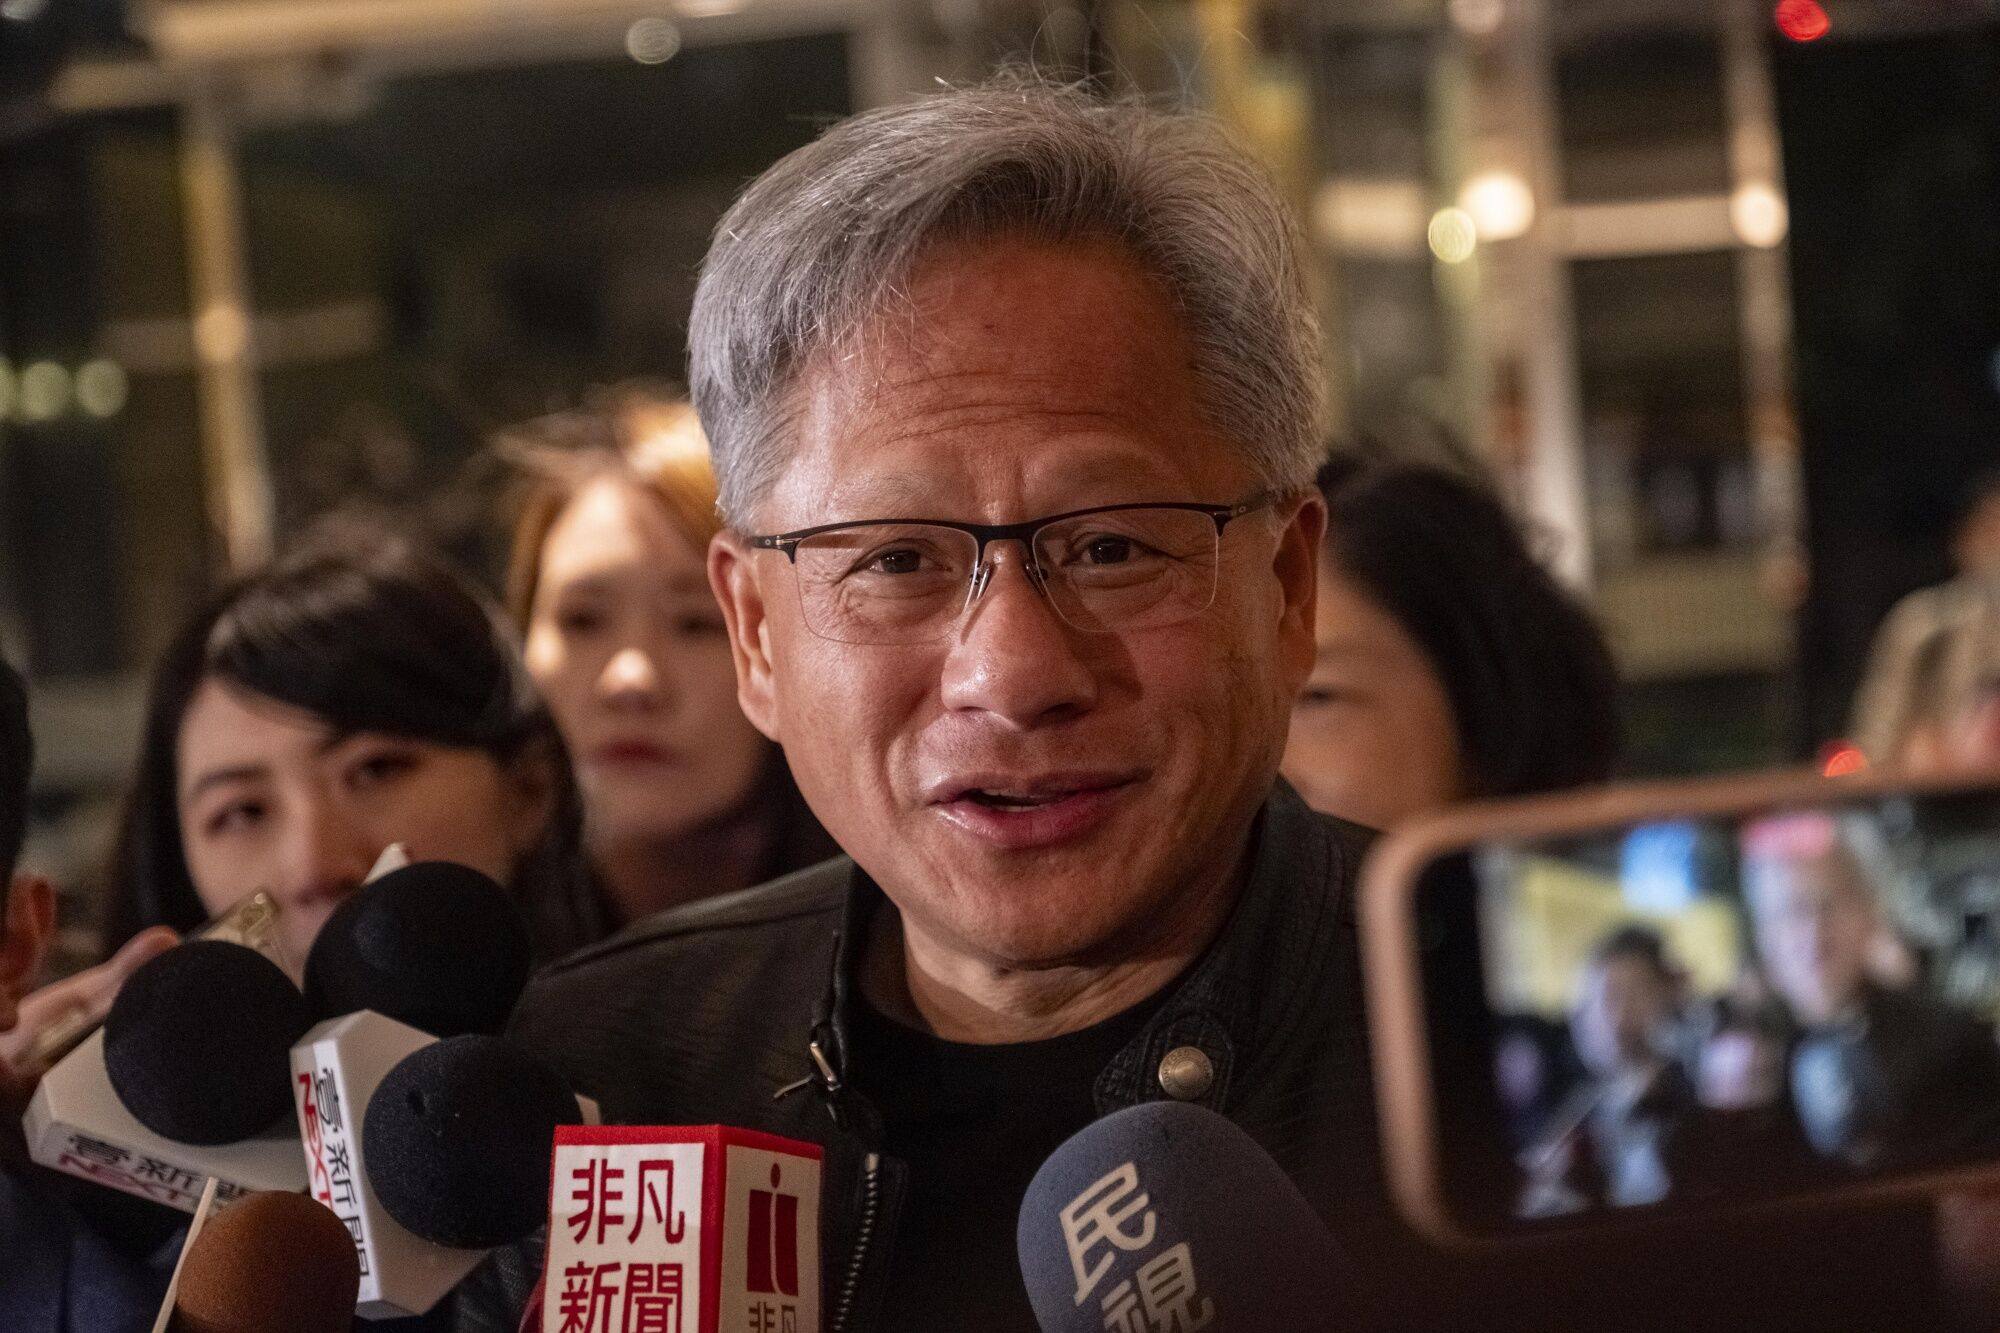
xmin=805 ymin=780 xmax=1362 ymax=1126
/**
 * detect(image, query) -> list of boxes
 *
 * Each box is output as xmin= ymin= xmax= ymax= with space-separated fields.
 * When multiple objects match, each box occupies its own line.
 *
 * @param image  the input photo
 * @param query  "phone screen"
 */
xmin=1418 ymin=786 xmax=2000 ymax=1234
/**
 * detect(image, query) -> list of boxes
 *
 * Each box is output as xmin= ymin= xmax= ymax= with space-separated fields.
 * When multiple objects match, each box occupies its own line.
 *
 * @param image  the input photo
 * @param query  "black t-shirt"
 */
xmin=847 ymin=992 xmax=1165 ymax=1331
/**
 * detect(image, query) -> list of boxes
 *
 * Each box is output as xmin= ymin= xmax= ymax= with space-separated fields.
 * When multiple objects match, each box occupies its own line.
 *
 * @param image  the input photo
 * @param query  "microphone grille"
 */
xmin=362 ymin=1034 xmax=580 ymax=1248
xmin=304 ymin=861 xmax=532 ymax=1036
xmin=174 ymin=1190 xmax=360 ymax=1333
xmin=102 ymin=940 xmax=311 ymax=1145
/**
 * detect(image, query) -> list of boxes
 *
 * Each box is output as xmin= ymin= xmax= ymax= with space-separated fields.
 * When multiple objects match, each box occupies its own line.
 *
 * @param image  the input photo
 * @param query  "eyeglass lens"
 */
xmin=788 ymin=508 xmax=1225 ymax=645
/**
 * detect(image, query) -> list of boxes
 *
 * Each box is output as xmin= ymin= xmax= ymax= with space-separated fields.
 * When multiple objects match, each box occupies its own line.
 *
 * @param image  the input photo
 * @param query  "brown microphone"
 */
xmin=168 ymin=1190 xmax=360 ymax=1333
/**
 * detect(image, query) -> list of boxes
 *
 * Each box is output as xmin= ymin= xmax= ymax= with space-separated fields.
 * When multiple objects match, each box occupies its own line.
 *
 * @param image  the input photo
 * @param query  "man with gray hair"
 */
xmin=468 ymin=77 xmax=1382 ymax=1329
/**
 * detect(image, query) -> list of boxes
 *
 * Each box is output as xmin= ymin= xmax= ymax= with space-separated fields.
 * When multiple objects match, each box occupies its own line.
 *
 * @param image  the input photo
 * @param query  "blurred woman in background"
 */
xmin=0 ymin=529 xmax=594 ymax=1328
xmin=96 ymin=526 xmax=600 ymax=972
xmin=502 ymin=387 xmax=832 ymax=926
xmin=1282 ymin=457 xmax=1622 ymax=828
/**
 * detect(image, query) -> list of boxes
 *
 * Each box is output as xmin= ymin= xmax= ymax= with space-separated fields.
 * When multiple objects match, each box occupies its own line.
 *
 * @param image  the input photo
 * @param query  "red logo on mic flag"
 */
xmin=540 ymin=1127 xmax=821 ymax=1333
xmin=746 ymin=1164 xmax=801 ymax=1298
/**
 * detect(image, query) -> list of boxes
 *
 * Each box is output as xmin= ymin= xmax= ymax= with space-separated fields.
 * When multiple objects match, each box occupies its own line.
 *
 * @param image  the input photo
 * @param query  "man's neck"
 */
xmin=859 ymin=833 xmax=1253 ymax=1046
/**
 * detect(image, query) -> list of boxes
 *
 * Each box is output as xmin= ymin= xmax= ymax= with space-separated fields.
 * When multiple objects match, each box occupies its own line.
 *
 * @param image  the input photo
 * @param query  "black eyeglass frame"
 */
xmin=746 ymin=491 xmax=1280 ymax=571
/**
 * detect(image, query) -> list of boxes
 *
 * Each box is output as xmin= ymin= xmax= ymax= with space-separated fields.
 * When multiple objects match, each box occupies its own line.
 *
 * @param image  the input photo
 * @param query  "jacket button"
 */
xmin=1157 ymin=1046 xmax=1214 ymax=1101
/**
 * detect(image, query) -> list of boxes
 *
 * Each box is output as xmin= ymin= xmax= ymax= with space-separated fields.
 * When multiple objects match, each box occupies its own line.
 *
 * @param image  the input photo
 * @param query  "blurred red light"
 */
xmin=1776 ymin=0 xmax=1831 ymax=42
xmin=1820 ymin=743 xmax=1867 ymax=777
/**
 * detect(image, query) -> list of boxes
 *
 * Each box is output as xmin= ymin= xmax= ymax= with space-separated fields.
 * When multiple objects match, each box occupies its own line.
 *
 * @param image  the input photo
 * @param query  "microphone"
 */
xmin=363 ymin=1034 xmax=582 ymax=1249
xmin=286 ymin=858 xmax=566 ymax=1317
xmin=23 ymin=941 xmax=312 ymax=1210
xmin=290 ymin=1015 xmax=591 ymax=1317
xmin=168 ymin=1190 xmax=362 ymax=1333
xmin=303 ymin=860 xmax=532 ymax=1038
xmin=106 ymin=940 xmax=314 ymax=1144
xmin=1017 ymin=1101 xmax=1370 ymax=1331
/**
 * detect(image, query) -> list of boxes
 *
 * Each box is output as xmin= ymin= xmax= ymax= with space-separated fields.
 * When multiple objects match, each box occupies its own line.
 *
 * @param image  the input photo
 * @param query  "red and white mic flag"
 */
xmin=535 ymin=1125 xmax=822 ymax=1333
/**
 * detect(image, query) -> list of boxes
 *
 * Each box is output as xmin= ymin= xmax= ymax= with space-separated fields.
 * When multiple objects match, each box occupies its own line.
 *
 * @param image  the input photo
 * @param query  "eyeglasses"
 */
xmin=748 ymin=493 xmax=1276 ymax=646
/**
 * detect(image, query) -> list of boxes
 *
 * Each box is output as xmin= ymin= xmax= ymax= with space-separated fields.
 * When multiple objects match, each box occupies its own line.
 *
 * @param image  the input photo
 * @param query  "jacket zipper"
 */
xmin=830 ymin=1151 xmax=882 ymax=1333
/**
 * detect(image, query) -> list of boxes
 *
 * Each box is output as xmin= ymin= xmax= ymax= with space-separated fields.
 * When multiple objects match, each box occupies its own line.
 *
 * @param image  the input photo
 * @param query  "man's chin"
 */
xmin=931 ymin=892 xmax=1141 ymax=971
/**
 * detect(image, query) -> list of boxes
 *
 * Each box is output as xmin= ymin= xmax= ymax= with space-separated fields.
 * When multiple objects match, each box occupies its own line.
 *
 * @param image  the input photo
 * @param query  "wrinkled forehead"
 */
xmin=762 ymin=236 xmax=1248 ymax=526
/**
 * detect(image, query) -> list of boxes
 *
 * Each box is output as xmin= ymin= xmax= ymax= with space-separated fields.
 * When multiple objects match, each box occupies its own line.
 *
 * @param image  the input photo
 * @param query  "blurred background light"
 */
xmin=0 ymin=360 xmax=14 ymax=420
xmin=1460 ymin=170 xmax=1535 ymax=242
xmin=1427 ymin=207 xmax=1478 ymax=264
xmin=624 ymin=17 xmax=681 ymax=65
xmin=1775 ymin=0 xmax=1832 ymax=43
xmin=74 ymin=359 xmax=129 ymax=419
xmin=193 ymin=306 xmax=250 ymax=364
xmin=18 ymin=361 xmax=70 ymax=422
xmin=1730 ymin=181 xmax=1790 ymax=248
xmin=1819 ymin=741 xmax=1868 ymax=777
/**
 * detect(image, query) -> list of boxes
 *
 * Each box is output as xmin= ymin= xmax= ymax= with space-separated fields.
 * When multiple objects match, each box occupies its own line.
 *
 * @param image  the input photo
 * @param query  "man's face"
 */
xmin=710 ymin=236 xmax=1321 ymax=970
xmin=1749 ymin=851 xmax=1878 ymax=1026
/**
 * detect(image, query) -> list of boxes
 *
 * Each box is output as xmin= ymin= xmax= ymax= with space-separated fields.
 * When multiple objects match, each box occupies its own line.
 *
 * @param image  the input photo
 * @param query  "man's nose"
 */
xmin=599 ymin=646 xmax=669 ymax=710
xmin=939 ymin=548 xmax=1097 ymax=727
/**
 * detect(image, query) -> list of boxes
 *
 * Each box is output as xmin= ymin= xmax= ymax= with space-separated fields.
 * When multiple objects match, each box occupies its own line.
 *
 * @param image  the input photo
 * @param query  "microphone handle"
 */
xmin=152 ymin=1176 xmax=222 ymax=1333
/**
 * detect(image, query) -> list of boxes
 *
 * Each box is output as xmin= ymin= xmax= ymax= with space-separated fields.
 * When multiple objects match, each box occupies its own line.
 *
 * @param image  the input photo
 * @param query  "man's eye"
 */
xmin=1296 ymin=685 xmax=1349 ymax=708
xmin=556 ymin=607 xmax=605 ymax=635
xmin=1083 ymin=536 xmax=1137 ymax=565
xmin=863 ymin=547 xmax=927 ymax=576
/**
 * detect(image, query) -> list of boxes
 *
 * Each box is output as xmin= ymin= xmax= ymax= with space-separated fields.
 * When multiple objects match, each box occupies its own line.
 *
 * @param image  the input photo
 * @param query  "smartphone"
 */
xmin=1360 ymin=766 xmax=2000 ymax=1247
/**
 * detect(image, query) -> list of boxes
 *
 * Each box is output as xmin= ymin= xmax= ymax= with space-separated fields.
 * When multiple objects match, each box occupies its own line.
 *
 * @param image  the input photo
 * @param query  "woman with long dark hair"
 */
xmin=1283 ymin=457 xmax=1622 ymax=827
xmin=100 ymin=524 xmax=601 ymax=969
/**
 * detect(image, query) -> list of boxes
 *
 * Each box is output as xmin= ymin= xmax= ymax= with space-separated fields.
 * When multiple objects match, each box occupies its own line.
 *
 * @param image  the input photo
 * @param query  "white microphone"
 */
xmin=291 ymin=1012 xmax=598 ymax=1319
xmin=23 ymin=938 xmax=311 ymax=1211
xmin=24 ymin=1026 xmax=306 ymax=1212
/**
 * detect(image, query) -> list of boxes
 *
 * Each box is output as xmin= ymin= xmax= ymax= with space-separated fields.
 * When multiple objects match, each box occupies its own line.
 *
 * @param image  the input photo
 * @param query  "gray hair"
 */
xmin=689 ymin=76 xmax=1326 ymax=526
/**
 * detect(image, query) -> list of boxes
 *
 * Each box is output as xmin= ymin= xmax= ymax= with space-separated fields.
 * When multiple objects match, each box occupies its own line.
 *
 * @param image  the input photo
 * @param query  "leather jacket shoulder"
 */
xmin=510 ymin=857 xmax=854 ymax=1126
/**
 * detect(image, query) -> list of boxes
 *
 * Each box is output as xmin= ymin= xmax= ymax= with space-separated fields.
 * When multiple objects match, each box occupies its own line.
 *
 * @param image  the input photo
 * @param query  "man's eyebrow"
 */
xmin=816 ymin=474 xmax=936 ymax=519
xmin=181 ymin=763 xmax=269 ymax=804
xmin=809 ymin=455 xmax=1192 ymax=524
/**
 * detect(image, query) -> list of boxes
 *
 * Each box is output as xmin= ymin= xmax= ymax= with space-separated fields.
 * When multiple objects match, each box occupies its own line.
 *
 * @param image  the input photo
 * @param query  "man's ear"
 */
xmin=1273 ymin=493 xmax=1326 ymax=688
xmin=709 ymin=531 xmax=781 ymax=743
xmin=0 ymin=874 xmax=56 ymax=1030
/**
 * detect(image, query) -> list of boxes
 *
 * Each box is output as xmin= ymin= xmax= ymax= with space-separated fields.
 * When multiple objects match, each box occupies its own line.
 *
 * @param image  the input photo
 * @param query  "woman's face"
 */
xmin=177 ymin=678 xmax=544 ymax=972
xmin=522 ymin=477 xmax=767 ymax=852
xmin=1280 ymin=559 xmax=1465 ymax=830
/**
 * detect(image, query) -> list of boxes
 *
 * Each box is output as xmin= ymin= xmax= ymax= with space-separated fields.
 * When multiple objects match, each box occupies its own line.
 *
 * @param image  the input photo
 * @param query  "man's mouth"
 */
xmin=936 ymin=772 xmax=1141 ymax=806
xmin=960 ymin=788 xmax=1083 ymax=810
xmin=927 ymin=772 xmax=1144 ymax=850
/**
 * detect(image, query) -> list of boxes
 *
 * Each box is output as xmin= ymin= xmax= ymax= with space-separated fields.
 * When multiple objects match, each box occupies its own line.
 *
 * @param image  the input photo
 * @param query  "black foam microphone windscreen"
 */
xmin=361 ymin=1034 xmax=581 ymax=1249
xmin=303 ymin=860 xmax=531 ymax=1037
xmin=102 ymin=939 xmax=311 ymax=1145
xmin=1017 ymin=1101 xmax=1371 ymax=1331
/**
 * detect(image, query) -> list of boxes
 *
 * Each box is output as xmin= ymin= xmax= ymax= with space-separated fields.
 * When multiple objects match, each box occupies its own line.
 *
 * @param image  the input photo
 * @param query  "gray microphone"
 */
xmin=1017 ymin=1101 xmax=1372 ymax=1331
